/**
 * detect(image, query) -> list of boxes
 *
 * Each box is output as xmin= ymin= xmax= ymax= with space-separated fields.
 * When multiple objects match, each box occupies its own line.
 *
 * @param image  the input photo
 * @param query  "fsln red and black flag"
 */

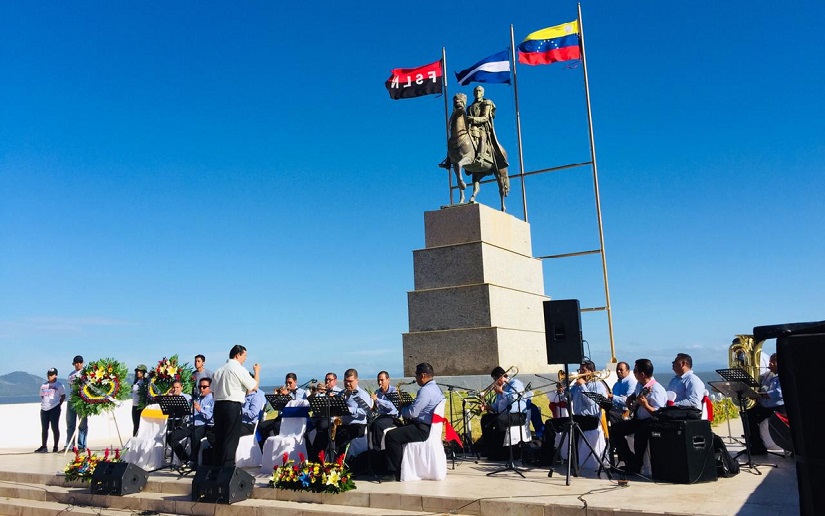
xmin=385 ymin=59 xmax=443 ymax=100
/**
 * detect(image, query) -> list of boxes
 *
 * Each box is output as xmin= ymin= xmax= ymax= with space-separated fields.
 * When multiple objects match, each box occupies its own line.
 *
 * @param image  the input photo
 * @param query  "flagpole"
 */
xmin=510 ymin=25 xmax=528 ymax=223
xmin=442 ymin=47 xmax=454 ymax=206
xmin=577 ymin=2 xmax=616 ymax=363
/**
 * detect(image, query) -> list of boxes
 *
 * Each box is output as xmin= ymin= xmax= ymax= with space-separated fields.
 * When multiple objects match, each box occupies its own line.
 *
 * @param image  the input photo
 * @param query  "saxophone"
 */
xmin=330 ymin=416 xmax=342 ymax=441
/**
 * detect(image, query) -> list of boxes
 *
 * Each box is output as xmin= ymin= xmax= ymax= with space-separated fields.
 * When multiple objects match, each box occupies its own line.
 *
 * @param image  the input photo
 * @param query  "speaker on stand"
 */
xmin=543 ymin=299 xmax=584 ymax=365
xmin=90 ymin=462 xmax=148 ymax=495
xmin=191 ymin=465 xmax=255 ymax=504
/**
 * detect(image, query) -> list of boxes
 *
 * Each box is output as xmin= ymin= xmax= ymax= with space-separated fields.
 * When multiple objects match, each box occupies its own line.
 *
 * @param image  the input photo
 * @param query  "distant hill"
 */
xmin=0 ymin=371 xmax=50 ymax=397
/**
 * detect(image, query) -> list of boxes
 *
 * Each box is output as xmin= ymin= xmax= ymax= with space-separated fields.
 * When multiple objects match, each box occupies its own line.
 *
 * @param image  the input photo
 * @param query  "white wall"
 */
xmin=0 ymin=400 xmax=135 ymax=450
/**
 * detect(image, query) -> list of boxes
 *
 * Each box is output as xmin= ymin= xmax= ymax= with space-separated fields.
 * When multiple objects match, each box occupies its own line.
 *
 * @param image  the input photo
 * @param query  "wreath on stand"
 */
xmin=69 ymin=357 xmax=131 ymax=419
xmin=147 ymin=354 xmax=194 ymax=400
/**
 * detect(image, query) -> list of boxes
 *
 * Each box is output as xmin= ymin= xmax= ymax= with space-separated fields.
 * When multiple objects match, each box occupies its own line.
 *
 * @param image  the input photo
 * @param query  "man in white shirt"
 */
xmin=210 ymin=345 xmax=259 ymax=467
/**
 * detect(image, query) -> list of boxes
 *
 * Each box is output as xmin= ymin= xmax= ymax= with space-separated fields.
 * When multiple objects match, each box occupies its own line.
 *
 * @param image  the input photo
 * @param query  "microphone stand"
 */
xmin=439 ymin=382 xmax=473 ymax=468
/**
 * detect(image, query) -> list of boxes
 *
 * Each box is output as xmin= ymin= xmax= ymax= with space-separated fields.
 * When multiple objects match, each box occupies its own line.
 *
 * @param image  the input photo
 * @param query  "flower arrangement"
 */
xmin=70 ymin=357 xmax=130 ymax=418
xmin=148 ymin=354 xmax=194 ymax=399
xmin=64 ymin=447 xmax=120 ymax=483
xmin=269 ymin=451 xmax=356 ymax=494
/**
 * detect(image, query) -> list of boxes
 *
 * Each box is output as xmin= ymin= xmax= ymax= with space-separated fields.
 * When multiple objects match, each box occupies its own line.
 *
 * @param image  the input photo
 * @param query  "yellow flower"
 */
xmin=167 ymin=366 xmax=178 ymax=375
xmin=325 ymin=470 xmax=340 ymax=485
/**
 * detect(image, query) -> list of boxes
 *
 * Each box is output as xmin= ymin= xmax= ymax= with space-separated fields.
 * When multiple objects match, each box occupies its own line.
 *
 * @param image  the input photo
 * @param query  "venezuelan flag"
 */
xmin=517 ymin=20 xmax=580 ymax=66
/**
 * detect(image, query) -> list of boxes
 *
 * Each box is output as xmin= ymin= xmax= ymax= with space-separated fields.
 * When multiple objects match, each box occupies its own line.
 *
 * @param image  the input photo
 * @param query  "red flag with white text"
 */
xmin=385 ymin=59 xmax=443 ymax=100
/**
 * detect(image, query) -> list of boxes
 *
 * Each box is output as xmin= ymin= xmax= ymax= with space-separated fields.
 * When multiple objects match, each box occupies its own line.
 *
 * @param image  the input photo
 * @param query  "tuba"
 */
xmin=729 ymin=334 xmax=764 ymax=409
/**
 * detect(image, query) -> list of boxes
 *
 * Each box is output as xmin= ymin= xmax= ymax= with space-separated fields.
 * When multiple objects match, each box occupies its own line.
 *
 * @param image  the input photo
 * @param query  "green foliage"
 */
xmin=69 ymin=358 xmax=131 ymax=418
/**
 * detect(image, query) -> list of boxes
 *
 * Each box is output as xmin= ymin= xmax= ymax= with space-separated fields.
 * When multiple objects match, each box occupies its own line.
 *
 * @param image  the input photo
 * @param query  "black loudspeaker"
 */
xmin=649 ymin=419 xmax=717 ymax=484
xmin=543 ymin=299 xmax=583 ymax=364
xmin=191 ymin=465 xmax=254 ymax=504
xmin=776 ymin=330 xmax=825 ymax=516
xmin=89 ymin=462 xmax=148 ymax=495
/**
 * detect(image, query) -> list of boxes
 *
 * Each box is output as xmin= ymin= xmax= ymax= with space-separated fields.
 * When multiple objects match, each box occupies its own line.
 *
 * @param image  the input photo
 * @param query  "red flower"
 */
xmin=114 ymin=449 xmax=120 ymax=460
xmin=317 ymin=450 xmax=325 ymax=464
xmin=104 ymin=448 xmax=110 ymax=460
xmin=282 ymin=453 xmax=289 ymax=466
xmin=298 ymin=452 xmax=305 ymax=463
xmin=335 ymin=453 xmax=345 ymax=466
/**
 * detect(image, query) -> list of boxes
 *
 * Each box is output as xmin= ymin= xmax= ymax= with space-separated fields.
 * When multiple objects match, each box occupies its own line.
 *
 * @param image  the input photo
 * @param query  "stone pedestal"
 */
xmin=402 ymin=203 xmax=552 ymax=376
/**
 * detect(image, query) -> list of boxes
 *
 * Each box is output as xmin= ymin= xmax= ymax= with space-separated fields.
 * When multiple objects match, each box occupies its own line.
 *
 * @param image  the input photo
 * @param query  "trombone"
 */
xmin=476 ymin=365 xmax=519 ymax=404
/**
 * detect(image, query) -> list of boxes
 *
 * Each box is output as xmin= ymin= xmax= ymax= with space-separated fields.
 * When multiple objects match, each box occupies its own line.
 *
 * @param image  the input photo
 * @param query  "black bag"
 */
xmin=713 ymin=433 xmax=740 ymax=478
xmin=654 ymin=406 xmax=702 ymax=420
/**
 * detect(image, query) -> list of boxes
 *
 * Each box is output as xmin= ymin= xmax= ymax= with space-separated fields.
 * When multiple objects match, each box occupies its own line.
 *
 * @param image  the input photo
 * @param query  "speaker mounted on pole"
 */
xmin=89 ymin=462 xmax=148 ymax=496
xmin=191 ymin=465 xmax=254 ymax=504
xmin=543 ymin=299 xmax=584 ymax=365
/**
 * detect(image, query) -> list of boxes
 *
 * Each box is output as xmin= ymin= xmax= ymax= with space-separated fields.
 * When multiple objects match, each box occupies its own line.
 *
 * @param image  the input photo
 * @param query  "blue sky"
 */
xmin=1 ymin=1 xmax=823 ymax=384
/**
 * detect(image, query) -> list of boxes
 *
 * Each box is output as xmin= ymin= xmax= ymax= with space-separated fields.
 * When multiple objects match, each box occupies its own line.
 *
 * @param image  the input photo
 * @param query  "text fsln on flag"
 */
xmin=385 ymin=59 xmax=443 ymax=100
xmin=454 ymin=49 xmax=511 ymax=86
xmin=518 ymin=20 xmax=580 ymax=66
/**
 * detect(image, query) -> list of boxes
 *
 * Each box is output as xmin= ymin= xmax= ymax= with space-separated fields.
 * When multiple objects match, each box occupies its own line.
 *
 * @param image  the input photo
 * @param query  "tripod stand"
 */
xmin=548 ymin=365 xmax=606 ymax=485
xmin=441 ymin=383 xmax=477 ymax=468
xmin=487 ymin=382 xmax=531 ymax=478
xmin=711 ymin=372 xmax=777 ymax=475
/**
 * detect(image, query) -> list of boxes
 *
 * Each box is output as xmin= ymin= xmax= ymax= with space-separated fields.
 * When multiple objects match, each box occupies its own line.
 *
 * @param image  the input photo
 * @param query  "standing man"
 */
xmin=211 ymin=345 xmax=259 ymax=467
xmin=131 ymin=364 xmax=149 ymax=437
xmin=384 ymin=363 xmax=444 ymax=481
xmin=666 ymin=353 xmax=705 ymax=416
xmin=609 ymin=359 xmax=667 ymax=474
xmin=65 ymin=355 xmax=88 ymax=451
xmin=36 ymin=367 xmax=65 ymax=453
xmin=191 ymin=354 xmax=212 ymax=397
xmin=607 ymin=361 xmax=638 ymax=423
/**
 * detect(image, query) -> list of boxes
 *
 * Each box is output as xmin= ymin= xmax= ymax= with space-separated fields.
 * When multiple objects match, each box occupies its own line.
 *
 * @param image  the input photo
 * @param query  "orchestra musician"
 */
xmin=369 ymin=371 xmax=402 ymax=449
xmin=746 ymin=353 xmax=784 ymax=456
xmin=607 ymin=361 xmax=637 ymax=423
xmin=309 ymin=368 xmax=373 ymax=459
xmin=257 ymin=372 xmax=308 ymax=445
xmin=384 ymin=363 xmax=444 ymax=481
xmin=609 ymin=358 xmax=667 ymax=474
xmin=479 ymin=366 xmax=531 ymax=461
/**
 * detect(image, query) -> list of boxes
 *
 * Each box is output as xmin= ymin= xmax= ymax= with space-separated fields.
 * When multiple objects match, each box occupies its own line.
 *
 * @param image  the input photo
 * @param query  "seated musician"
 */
xmin=666 ymin=353 xmax=705 ymax=416
xmin=257 ymin=372 xmax=308 ymax=446
xmin=570 ymin=360 xmax=608 ymax=431
xmin=607 ymin=361 xmax=638 ymax=423
xmin=479 ymin=366 xmax=531 ymax=461
xmin=609 ymin=358 xmax=667 ymax=474
xmin=310 ymin=368 xmax=373 ymax=458
xmin=746 ymin=353 xmax=784 ymax=456
xmin=164 ymin=379 xmax=199 ymax=469
xmin=384 ymin=362 xmax=444 ymax=481
xmin=240 ymin=376 xmax=266 ymax=437
xmin=306 ymin=372 xmax=343 ymax=451
xmin=369 ymin=370 xmax=402 ymax=449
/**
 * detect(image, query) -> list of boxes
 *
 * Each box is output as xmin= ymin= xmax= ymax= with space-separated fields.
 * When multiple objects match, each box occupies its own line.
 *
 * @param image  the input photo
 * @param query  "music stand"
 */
xmin=581 ymin=391 xmax=614 ymax=479
xmin=710 ymin=374 xmax=777 ymax=474
xmin=308 ymin=395 xmax=349 ymax=461
xmin=487 ymin=386 xmax=531 ymax=478
xmin=265 ymin=394 xmax=292 ymax=412
xmin=547 ymin=366 xmax=607 ymax=485
xmin=153 ymin=395 xmax=192 ymax=473
xmin=460 ymin=394 xmax=482 ymax=460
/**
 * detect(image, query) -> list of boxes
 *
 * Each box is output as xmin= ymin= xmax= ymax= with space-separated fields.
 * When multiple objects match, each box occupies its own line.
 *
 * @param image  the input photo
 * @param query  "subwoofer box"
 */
xmin=90 ymin=462 xmax=148 ymax=495
xmin=191 ymin=465 xmax=254 ymax=504
xmin=649 ymin=419 xmax=717 ymax=484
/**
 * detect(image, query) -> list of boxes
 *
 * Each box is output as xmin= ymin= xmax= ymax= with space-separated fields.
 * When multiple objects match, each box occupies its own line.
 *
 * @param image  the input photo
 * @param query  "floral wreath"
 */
xmin=69 ymin=357 xmax=130 ymax=418
xmin=64 ymin=447 xmax=120 ymax=483
xmin=148 ymin=354 xmax=194 ymax=399
xmin=269 ymin=450 xmax=356 ymax=494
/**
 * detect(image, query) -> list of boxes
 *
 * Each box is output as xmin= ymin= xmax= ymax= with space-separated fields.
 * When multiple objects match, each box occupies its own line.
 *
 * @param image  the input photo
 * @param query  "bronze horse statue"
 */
xmin=445 ymin=92 xmax=510 ymax=211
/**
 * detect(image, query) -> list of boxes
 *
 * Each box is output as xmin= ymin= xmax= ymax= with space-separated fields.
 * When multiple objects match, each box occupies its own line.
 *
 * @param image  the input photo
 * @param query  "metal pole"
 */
xmin=578 ymin=3 xmax=616 ymax=362
xmin=442 ymin=48 xmax=453 ymax=206
xmin=510 ymin=25 xmax=528 ymax=222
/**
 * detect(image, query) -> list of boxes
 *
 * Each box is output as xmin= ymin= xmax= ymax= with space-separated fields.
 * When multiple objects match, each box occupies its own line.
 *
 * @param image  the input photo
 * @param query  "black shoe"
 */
xmin=749 ymin=448 xmax=768 ymax=456
xmin=34 ymin=446 xmax=48 ymax=453
xmin=52 ymin=446 xmax=58 ymax=452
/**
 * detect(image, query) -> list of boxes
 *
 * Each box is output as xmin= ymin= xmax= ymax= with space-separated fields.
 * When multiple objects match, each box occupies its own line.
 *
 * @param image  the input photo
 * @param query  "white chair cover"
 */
xmin=121 ymin=404 xmax=167 ymax=470
xmin=557 ymin=423 xmax=609 ymax=471
xmin=235 ymin=419 xmax=263 ymax=468
xmin=400 ymin=399 xmax=447 ymax=482
xmin=260 ymin=400 xmax=309 ymax=474
xmin=503 ymin=416 xmax=531 ymax=446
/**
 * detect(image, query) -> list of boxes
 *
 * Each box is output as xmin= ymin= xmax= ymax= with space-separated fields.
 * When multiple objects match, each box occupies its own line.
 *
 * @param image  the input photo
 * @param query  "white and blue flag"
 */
xmin=455 ymin=49 xmax=511 ymax=86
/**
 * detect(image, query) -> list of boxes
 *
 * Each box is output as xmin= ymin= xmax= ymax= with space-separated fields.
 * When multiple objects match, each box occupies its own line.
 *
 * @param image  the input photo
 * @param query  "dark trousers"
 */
xmin=747 ymin=405 xmax=784 ymax=452
xmin=132 ymin=407 xmax=142 ymax=437
xmin=213 ymin=400 xmax=242 ymax=467
xmin=480 ymin=413 xmax=505 ymax=459
xmin=40 ymin=406 xmax=61 ymax=449
xmin=384 ymin=421 xmax=430 ymax=476
xmin=609 ymin=417 xmax=652 ymax=471
xmin=370 ymin=415 xmax=400 ymax=449
xmin=257 ymin=417 xmax=282 ymax=449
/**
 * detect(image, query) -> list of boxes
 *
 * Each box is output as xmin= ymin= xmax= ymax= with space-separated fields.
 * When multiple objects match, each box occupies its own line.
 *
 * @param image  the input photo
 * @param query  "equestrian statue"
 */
xmin=440 ymin=85 xmax=510 ymax=211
